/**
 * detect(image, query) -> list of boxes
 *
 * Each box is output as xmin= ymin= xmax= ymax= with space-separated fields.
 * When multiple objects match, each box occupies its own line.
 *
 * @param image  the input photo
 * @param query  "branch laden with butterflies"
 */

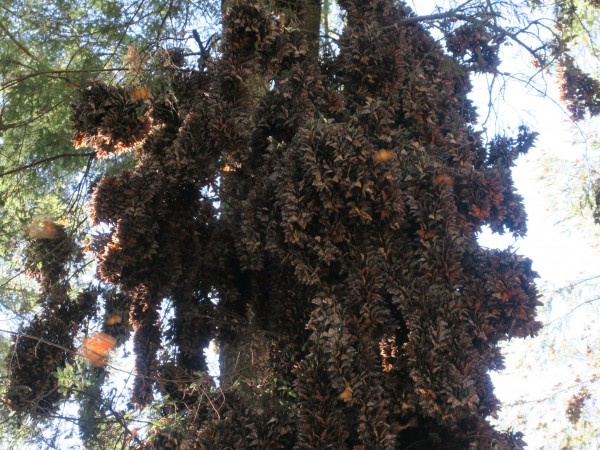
xmin=6 ymin=0 xmax=558 ymax=448
xmin=5 ymin=221 xmax=95 ymax=415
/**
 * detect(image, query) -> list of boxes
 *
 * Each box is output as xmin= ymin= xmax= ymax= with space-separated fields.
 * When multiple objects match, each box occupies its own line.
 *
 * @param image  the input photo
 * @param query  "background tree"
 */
xmin=2 ymin=0 xmax=600 ymax=448
xmin=492 ymin=274 xmax=600 ymax=449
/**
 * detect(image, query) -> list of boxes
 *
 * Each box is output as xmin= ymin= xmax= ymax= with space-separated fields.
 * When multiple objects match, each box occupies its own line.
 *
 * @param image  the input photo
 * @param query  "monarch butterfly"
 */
xmin=80 ymin=332 xmax=117 ymax=367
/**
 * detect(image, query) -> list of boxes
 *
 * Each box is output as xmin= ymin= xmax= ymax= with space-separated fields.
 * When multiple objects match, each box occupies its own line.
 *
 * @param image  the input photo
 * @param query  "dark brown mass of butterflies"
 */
xmin=6 ymin=0 xmax=544 ymax=448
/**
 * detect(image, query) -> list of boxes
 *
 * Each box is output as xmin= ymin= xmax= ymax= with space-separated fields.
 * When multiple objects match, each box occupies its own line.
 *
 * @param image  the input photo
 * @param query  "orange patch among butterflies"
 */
xmin=337 ymin=382 xmax=353 ymax=403
xmin=130 ymin=86 xmax=151 ymax=101
xmin=106 ymin=314 xmax=123 ymax=326
xmin=25 ymin=219 xmax=60 ymax=239
xmin=80 ymin=332 xmax=117 ymax=367
xmin=374 ymin=149 xmax=394 ymax=162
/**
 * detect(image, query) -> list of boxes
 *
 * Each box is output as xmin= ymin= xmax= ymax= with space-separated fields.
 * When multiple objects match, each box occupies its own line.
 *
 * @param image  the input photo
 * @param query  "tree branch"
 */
xmin=545 ymin=295 xmax=600 ymax=326
xmin=0 ymin=152 xmax=95 ymax=178
xmin=0 ymin=100 xmax=67 ymax=132
xmin=0 ymin=20 xmax=38 ymax=61
xmin=394 ymin=1 xmax=477 ymax=25
xmin=1 ymin=327 xmax=76 ymax=355
xmin=1 ymin=68 xmax=128 ymax=91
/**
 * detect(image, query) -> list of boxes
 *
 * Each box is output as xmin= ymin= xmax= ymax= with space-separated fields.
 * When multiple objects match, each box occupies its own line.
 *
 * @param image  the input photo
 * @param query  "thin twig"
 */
xmin=1 ymin=68 xmax=128 ymax=91
xmin=545 ymin=295 xmax=600 ymax=326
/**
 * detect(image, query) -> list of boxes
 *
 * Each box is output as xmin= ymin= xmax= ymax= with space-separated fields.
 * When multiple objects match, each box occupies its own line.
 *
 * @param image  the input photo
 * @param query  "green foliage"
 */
xmin=0 ymin=0 xmax=217 ymax=262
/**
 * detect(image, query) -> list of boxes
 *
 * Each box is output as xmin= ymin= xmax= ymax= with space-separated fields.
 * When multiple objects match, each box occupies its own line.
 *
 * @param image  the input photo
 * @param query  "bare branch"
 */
xmin=395 ymin=1 xmax=478 ymax=25
xmin=545 ymin=295 xmax=600 ymax=326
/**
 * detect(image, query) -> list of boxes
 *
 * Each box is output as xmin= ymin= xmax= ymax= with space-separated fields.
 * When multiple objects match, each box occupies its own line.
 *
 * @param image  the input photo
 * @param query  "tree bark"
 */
xmin=300 ymin=0 xmax=322 ymax=60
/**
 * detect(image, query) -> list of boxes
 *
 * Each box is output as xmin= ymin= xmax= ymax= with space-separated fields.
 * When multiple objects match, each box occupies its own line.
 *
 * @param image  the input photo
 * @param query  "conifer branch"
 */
xmin=0 ymin=152 xmax=95 ymax=178
xmin=0 ymin=21 xmax=38 ymax=61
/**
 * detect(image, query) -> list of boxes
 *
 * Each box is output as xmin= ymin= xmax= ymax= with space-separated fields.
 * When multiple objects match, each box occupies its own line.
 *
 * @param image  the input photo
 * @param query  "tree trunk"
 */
xmin=216 ymin=0 xmax=322 ymax=391
xmin=300 ymin=0 xmax=321 ymax=59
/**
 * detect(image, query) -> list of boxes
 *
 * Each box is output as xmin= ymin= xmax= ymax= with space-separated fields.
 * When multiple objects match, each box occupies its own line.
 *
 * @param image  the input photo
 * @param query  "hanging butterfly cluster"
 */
xmin=71 ymin=81 xmax=152 ymax=156
xmin=8 ymin=0 xmax=543 ymax=448
xmin=5 ymin=223 xmax=95 ymax=414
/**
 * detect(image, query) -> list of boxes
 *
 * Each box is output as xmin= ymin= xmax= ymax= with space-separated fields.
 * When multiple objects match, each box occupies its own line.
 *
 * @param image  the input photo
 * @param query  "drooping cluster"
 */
xmin=72 ymin=48 xmax=221 ymax=406
xmin=566 ymin=387 xmax=591 ymax=426
xmin=557 ymin=54 xmax=600 ymax=120
xmin=71 ymin=81 xmax=152 ymax=156
xmin=445 ymin=22 xmax=504 ymax=73
xmin=66 ymin=0 xmax=540 ymax=448
xmin=6 ymin=224 xmax=95 ymax=415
